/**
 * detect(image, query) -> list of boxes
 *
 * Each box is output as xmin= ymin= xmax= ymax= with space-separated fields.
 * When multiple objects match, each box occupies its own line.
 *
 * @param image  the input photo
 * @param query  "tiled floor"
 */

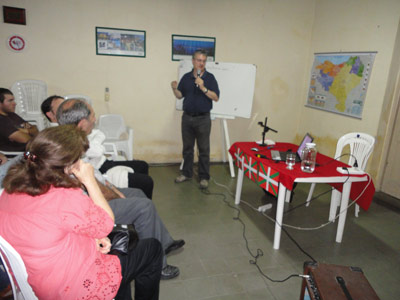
xmin=151 ymin=163 xmax=400 ymax=300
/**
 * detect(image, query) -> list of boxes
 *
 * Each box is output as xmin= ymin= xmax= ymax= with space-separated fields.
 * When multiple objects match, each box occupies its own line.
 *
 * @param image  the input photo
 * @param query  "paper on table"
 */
xmin=256 ymin=139 xmax=275 ymax=146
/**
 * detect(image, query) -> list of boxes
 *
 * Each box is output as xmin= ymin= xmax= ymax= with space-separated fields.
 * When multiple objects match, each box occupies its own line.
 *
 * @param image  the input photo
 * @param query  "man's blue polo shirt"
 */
xmin=178 ymin=69 xmax=220 ymax=114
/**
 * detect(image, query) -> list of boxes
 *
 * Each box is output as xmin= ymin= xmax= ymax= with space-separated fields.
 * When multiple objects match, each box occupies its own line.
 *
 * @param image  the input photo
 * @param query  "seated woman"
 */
xmin=0 ymin=125 xmax=162 ymax=300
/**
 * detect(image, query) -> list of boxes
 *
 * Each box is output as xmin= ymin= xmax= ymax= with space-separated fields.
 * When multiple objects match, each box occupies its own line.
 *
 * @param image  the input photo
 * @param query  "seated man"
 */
xmin=40 ymin=95 xmax=64 ymax=127
xmin=55 ymin=98 xmax=154 ymax=199
xmin=0 ymin=88 xmax=38 ymax=152
xmin=55 ymin=100 xmax=184 ymax=279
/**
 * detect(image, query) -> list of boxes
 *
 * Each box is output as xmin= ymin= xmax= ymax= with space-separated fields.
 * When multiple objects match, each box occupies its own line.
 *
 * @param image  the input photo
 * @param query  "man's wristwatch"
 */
xmin=203 ymin=87 xmax=208 ymax=94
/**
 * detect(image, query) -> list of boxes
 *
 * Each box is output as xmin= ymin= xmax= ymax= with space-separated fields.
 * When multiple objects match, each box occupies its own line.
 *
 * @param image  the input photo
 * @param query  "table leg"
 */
xmin=335 ymin=181 xmax=352 ymax=243
xmin=273 ymin=183 xmax=287 ymax=250
xmin=235 ymin=167 xmax=244 ymax=205
xmin=285 ymin=190 xmax=291 ymax=203
xmin=329 ymin=189 xmax=341 ymax=222
xmin=222 ymin=119 xmax=235 ymax=178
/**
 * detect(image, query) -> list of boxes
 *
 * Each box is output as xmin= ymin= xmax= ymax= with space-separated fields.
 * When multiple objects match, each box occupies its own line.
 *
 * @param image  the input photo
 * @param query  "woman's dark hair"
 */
xmin=3 ymin=125 xmax=89 ymax=196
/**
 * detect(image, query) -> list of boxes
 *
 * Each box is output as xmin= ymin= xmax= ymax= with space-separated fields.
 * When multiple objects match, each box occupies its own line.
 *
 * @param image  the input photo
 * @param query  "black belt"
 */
xmin=184 ymin=112 xmax=210 ymax=117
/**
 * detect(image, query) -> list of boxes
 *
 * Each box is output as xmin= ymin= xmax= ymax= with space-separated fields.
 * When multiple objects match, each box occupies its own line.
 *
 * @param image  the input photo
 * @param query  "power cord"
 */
xmin=241 ymin=171 xmax=372 ymax=232
xmin=318 ymin=153 xmax=359 ymax=168
xmin=200 ymin=188 xmax=311 ymax=282
xmin=283 ymin=169 xmax=352 ymax=215
xmin=178 ymin=160 xmax=370 ymax=282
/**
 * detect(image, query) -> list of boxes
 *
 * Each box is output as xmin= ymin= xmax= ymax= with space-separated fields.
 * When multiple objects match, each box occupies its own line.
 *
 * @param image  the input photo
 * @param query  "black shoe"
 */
xmin=161 ymin=265 xmax=180 ymax=280
xmin=165 ymin=239 xmax=185 ymax=255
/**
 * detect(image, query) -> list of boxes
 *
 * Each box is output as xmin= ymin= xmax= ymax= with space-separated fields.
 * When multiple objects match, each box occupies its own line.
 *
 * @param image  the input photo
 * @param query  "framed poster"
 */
xmin=96 ymin=27 xmax=146 ymax=58
xmin=306 ymin=52 xmax=376 ymax=119
xmin=3 ymin=6 xmax=26 ymax=25
xmin=172 ymin=34 xmax=215 ymax=61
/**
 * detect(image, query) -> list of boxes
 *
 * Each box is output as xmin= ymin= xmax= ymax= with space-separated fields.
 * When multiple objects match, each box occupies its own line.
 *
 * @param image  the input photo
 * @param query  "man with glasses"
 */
xmin=171 ymin=49 xmax=220 ymax=189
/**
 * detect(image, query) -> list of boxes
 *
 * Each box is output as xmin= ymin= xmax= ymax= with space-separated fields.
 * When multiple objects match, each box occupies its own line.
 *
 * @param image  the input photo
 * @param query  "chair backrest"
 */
xmin=11 ymin=80 xmax=47 ymax=115
xmin=98 ymin=114 xmax=127 ymax=140
xmin=64 ymin=94 xmax=92 ymax=106
xmin=0 ymin=236 xmax=38 ymax=300
xmin=334 ymin=132 xmax=375 ymax=170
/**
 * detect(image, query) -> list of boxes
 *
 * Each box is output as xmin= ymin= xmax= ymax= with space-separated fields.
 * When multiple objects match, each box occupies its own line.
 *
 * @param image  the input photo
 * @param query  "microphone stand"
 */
xmin=258 ymin=117 xmax=278 ymax=147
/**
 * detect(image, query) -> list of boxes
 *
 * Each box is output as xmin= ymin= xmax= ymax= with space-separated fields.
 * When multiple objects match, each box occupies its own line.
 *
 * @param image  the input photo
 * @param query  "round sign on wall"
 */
xmin=7 ymin=35 xmax=26 ymax=52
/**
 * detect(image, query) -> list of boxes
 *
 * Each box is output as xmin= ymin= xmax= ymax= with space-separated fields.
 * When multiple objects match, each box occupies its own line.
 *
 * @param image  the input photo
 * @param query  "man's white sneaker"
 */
xmin=199 ymin=179 xmax=209 ymax=189
xmin=175 ymin=175 xmax=191 ymax=183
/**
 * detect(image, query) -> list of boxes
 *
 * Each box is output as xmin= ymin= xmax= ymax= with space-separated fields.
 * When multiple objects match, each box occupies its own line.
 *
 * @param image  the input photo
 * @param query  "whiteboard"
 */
xmin=175 ymin=60 xmax=256 ymax=118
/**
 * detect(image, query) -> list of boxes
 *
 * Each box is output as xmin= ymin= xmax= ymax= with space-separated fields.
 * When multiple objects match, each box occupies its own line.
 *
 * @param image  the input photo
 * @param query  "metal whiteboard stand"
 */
xmin=212 ymin=114 xmax=235 ymax=178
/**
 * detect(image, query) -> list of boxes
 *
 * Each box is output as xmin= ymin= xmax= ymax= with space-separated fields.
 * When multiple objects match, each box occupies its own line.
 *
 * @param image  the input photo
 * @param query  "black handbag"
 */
xmin=107 ymin=224 xmax=139 ymax=255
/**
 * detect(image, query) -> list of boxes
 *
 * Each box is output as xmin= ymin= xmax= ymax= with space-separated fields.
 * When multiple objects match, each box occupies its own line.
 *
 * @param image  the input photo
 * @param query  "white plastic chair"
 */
xmin=103 ymin=142 xmax=121 ymax=161
xmin=11 ymin=80 xmax=47 ymax=131
xmin=64 ymin=94 xmax=92 ymax=106
xmin=1 ymin=151 xmax=24 ymax=158
xmin=98 ymin=114 xmax=134 ymax=160
xmin=0 ymin=235 xmax=38 ymax=300
xmin=305 ymin=132 xmax=375 ymax=218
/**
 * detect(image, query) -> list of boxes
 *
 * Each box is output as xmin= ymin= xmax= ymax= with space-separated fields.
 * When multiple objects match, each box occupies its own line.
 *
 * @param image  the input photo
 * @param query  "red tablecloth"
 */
xmin=229 ymin=142 xmax=375 ymax=211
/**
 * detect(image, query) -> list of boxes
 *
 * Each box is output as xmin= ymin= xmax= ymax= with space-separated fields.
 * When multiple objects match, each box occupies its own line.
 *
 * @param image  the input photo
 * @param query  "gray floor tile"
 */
xmin=150 ymin=164 xmax=400 ymax=300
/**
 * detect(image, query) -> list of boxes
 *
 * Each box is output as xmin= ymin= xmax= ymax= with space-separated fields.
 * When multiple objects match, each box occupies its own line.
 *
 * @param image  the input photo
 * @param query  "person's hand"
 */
xmin=21 ymin=122 xmax=32 ymax=129
xmin=195 ymin=77 xmax=204 ymax=89
xmin=17 ymin=127 xmax=29 ymax=134
xmin=95 ymin=237 xmax=112 ymax=254
xmin=171 ymin=81 xmax=178 ymax=89
xmin=0 ymin=153 xmax=7 ymax=165
xmin=113 ymin=187 xmax=126 ymax=199
xmin=68 ymin=159 xmax=95 ymax=186
xmin=104 ymin=180 xmax=126 ymax=199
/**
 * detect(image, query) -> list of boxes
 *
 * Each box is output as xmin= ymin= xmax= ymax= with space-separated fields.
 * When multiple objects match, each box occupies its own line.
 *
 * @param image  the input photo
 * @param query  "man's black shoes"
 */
xmin=165 ymin=239 xmax=185 ymax=255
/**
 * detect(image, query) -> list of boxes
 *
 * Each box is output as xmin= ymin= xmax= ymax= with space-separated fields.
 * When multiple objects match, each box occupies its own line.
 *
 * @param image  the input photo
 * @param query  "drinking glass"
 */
xmin=286 ymin=153 xmax=296 ymax=170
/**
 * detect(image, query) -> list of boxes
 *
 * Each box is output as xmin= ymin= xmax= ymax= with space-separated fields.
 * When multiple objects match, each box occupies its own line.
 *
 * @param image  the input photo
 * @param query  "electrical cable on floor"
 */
xmin=283 ymin=170 xmax=351 ymax=215
xmin=200 ymin=189 xmax=306 ymax=282
xmin=240 ymin=173 xmax=371 ymax=231
xmin=209 ymin=168 xmax=370 ymax=250
xmin=236 ymin=199 xmax=316 ymax=262
xmin=184 ymin=160 xmax=370 ymax=282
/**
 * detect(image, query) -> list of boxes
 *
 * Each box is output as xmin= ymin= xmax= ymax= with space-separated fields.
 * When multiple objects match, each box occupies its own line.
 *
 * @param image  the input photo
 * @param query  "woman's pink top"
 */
xmin=0 ymin=186 xmax=122 ymax=299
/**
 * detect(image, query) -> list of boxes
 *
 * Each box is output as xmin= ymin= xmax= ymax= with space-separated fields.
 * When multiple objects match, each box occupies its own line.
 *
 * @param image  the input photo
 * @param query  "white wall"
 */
xmin=0 ymin=0 xmax=315 ymax=163
xmin=298 ymin=0 xmax=400 ymax=182
xmin=1 ymin=0 xmax=400 ymax=186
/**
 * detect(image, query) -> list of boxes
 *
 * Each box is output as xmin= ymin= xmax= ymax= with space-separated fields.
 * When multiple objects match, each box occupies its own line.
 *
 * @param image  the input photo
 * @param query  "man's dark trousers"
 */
xmin=181 ymin=112 xmax=211 ymax=180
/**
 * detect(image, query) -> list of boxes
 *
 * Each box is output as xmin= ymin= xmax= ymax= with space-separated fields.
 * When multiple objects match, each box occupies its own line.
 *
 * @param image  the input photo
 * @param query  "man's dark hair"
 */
xmin=0 ymin=88 xmax=13 ymax=103
xmin=41 ymin=95 xmax=64 ymax=121
xmin=57 ymin=99 xmax=91 ymax=126
xmin=192 ymin=49 xmax=208 ymax=59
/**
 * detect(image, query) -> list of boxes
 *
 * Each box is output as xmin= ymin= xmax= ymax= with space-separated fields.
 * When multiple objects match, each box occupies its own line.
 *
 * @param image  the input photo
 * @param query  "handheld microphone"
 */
xmin=196 ymin=69 xmax=201 ymax=87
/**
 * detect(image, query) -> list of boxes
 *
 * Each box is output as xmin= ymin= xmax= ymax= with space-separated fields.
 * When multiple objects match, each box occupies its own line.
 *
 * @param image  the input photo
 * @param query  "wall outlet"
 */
xmin=105 ymin=87 xmax=110 ymax=102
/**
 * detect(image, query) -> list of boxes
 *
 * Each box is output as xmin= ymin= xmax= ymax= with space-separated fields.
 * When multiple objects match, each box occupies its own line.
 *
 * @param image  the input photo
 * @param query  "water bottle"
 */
xmin=301 ymin=143 xmax=317 ymax=173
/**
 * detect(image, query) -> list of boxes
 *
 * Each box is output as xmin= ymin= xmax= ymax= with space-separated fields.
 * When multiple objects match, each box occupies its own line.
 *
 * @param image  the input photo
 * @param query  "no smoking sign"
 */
xmin=7 ymin=35 xmax=26 ymax=52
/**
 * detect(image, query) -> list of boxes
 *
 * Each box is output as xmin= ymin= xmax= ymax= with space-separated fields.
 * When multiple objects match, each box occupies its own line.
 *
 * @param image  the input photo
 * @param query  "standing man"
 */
xmin=0 ymin=88 xmax=38 ymax=152
xmin=171 ymin=49 xmax=220 ymax=189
